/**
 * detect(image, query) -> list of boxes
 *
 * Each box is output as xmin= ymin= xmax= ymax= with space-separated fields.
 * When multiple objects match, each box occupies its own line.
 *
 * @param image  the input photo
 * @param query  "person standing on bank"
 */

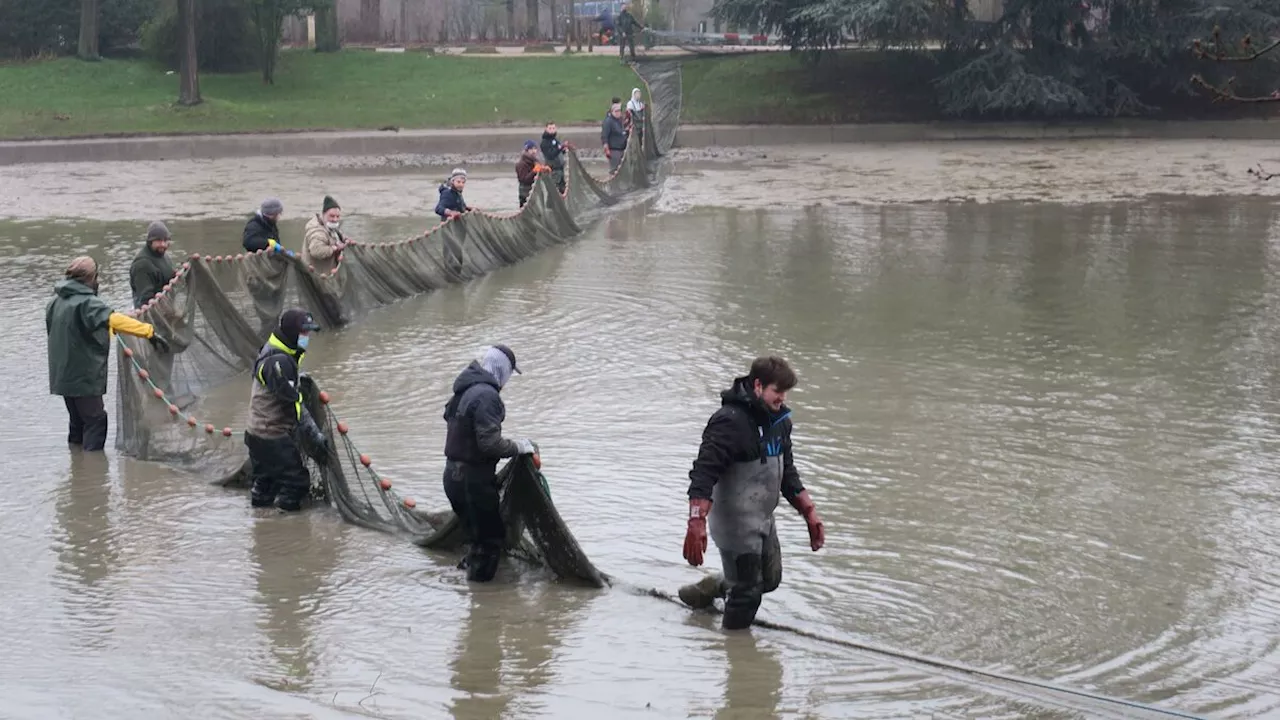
xmin=129 ymin=221 xmax=176 ymax=309
xmin=302 ymin=195 xmax=351 ymax=275
xmin=244 ymin=308 xmax=330 ymax=512
xmin=442 ymin=344 xmax=537 ymax=582
xmin=47 ymin=256 xmax=170 ymax=452
xmin=678 ymin=356 xmax=826 ymax=630
xmin=616 ymin=3 xmax=646 ymax=64
xmin=601 ymin=103 xmax=630 ymax=174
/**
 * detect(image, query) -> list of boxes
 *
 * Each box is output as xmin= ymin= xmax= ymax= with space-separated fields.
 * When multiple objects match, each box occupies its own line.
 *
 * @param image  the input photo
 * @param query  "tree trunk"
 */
xmin=548 ymin=0 xmax=556 ymax=40
xmin=507 ymin=0 xmax=515 ymax=40
xmin=78 ymin=0 xmax=100 ymax=60
xmin=360 ymin=0 xmax=381 ymax=43
xmin=177 ymin=0 xmax=202 ymax=105
xmin=526 ymin=0 xmax=539 ymax=39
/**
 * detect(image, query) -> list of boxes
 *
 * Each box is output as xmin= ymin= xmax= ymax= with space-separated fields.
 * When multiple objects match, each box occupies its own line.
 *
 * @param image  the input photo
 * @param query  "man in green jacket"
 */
xmin=47 ymin=256 xmax=170 ymax=451
xmin=129 ymin=221 xmax=176 ymax=309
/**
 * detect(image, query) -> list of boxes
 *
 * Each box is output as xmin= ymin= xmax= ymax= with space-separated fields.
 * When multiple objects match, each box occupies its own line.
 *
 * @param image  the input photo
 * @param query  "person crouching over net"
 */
xmin=442 ymin=344 xmax=537 ymax=582
xmin=244 ymin=308 xmax=331 ymax=512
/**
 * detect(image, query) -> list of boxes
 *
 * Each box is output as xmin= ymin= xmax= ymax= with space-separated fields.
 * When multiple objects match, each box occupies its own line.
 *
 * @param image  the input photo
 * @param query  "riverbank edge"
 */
xmin=4 ymin=119 xmax=1279 ymax=165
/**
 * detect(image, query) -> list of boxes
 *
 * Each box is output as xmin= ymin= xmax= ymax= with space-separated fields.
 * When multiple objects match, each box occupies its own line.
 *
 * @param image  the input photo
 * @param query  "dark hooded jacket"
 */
xmin=46 ymin=278 xmax=113 ymax=397
xmin=687 ymin=376 xmax=805 ymax=502
xmin=435 ymin=184 xmax=468 ymax=221
xmin=129 ymin=242 xmax=176 ymax=308
xmin=540 ymin=131 xmax=567 ymax=169
xmin=243 ymin=213 xmax=281 ymax=253
xmin=443 ymin=361 xmax=519 ymax=466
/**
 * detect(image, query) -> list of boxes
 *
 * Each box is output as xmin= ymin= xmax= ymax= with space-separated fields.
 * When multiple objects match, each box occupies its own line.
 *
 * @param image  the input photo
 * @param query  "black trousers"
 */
xmin=443 ymin=460 xmax=504 ymax=582
xmin=64 ymin=395 xmax=108 ymax=451
xmin=244 ymin=431 xmax=311 ymax=511
xmin=518 ymin=183 xmax=533 ymax=208
xmin=720 ymin=524 xmax=783 ymax=630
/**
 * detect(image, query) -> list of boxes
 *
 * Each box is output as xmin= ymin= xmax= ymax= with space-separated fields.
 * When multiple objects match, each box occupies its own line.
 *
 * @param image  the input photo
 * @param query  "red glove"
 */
xmin=683 ymin=498 xmax=711 ymax=566
xmin=788 ymin=490 xmax=825 ymax=551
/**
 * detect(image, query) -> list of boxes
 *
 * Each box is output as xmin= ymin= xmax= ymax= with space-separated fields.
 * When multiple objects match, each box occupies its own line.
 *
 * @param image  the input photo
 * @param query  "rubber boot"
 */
xmin=678 ymin=572 xmax=725 ymax=610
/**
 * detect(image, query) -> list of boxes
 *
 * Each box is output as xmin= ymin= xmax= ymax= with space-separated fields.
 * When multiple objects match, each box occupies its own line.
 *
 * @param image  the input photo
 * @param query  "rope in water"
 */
xmin=634 ymin=586 xmax=1207 ymax=720
xmin=114 ymin=343 xmax=1195 ymax=719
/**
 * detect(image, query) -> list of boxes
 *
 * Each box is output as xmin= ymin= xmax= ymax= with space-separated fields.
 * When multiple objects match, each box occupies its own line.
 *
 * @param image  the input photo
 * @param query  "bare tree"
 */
xmin=177 ymin=0 xmax=202 ymax=105
xmin=78 ymin=0 xmax=100 ymax=60
xmin=1191 ymin=26 xmax=1280 ymax=103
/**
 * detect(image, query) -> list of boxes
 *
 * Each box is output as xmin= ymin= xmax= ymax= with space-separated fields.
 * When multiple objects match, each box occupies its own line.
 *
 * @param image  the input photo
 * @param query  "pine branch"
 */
xmin=1190 ymin=74 xmax=1280 ymax=103
xmin=1190 ymin=26 xmax=1280 ymax=103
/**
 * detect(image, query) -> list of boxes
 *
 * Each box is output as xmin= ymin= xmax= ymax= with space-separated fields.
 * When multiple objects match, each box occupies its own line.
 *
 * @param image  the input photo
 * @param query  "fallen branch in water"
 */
xmin=1248 ymin=164 xmax=1280 ymax=181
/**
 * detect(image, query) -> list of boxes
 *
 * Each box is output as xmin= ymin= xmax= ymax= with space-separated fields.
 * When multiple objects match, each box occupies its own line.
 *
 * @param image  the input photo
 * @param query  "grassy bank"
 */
xmin=679 ymin=50 xmax=1275 ymax=125
xmin=0 ymin=50 xmax=638 ymax=140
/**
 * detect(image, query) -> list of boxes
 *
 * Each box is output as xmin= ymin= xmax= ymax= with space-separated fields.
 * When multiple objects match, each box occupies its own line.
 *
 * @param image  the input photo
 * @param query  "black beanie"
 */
xmin=275 ymin=308 xmax=321 ymax=348
xmin=322 ymin=195 xmax=340 ymax=212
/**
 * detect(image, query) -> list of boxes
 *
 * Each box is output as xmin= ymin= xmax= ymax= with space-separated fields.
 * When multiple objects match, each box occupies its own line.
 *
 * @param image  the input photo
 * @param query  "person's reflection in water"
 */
xmin=448 ymin=582 xmax=593 ymax=719
xmin=716 ymin=632 xmax=784 ymax=720
xmin=249 ymin=514 xmax=341 ymax=691
xmin=449 ymin=587 xmax=510 ymax=720
xmin=53 ymin=450 xmax=118 ymax=650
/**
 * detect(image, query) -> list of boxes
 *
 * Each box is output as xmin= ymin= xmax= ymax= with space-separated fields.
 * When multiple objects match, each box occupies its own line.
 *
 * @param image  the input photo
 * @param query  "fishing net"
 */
xmin=110 ymin=63 xmax=679 ymax=587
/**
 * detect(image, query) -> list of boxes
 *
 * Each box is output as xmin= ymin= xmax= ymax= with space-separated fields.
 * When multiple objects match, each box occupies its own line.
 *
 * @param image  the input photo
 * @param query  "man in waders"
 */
xmin=244 ymin=308 xmax=330 ymax=512
xmin=442 ymin=345 xmax=537 ymax=582
xmin=129 ymin=221 xmax=176 ymax=308
xmin=47 ymin=256 xmax=170 ymax=452
xmin=515 ymin=140 xmax=548 ymax=208
xmin=540 ymin=122 xmax=571 ymax=195
xmin=679 ymin=356 xmax=826 ymax=630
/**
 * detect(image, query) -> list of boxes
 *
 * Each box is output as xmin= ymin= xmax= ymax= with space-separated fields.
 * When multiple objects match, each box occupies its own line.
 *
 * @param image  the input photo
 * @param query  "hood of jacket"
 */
xmin=720 ymin=375 xmax=788 ymax=422
xmin=54 ymin=278 xmax=96 ymax=299
xmin=443 ymin=360 xmax=501 ymax=421
xmin=452 ymin=360 xmax=500 ymax=396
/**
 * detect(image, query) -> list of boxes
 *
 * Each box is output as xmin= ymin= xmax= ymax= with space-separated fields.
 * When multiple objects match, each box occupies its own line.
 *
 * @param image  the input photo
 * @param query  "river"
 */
xmin=3 ymin=141 xmax=1280 ymax=719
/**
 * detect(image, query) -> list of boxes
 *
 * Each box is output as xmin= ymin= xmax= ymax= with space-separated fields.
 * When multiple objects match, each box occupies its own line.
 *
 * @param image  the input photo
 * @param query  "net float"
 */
xmin=138 ymin=368 xmax=149 ymax=380
xmin=533 ymin=453 xmax=542 ymax=470
xmin=123 ymin=347 xmax=133 ymax=358
xmin=190 ymin=254 xmax=201 ymax=261
xmin=186 ymin=417 xmax=197 ymax=427
xmin=318 ymin=391 xmax=330 ymax=404
xmin=153 ymin=388 xmax=164 ymax=398
xmin=403 ymin=497 xmax=416 ymax=509
xmin=222 ymin=427 xmax=232 ymax=437
xmin=205 ymin=424 xmax=215 ymax=433
xmin=336 ymin=421 xmax=349 ymax=435
xmin=167 ymin=404 xmax=179 ymax=415
xmin=360 ymin=454 xmax=372 ymax=467
xmin=379 ymin=478 xmax=392 ymax=491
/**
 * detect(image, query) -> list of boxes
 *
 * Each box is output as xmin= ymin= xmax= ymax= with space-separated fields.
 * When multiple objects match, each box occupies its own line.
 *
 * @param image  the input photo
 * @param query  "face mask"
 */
xmin=325 ymin=221 xmax=340 ymax=230
xmin=297 ymin=335 xmax=310 ymax=350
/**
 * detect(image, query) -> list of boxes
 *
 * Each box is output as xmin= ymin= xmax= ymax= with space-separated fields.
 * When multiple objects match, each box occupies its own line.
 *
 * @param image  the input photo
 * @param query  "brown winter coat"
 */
xmin=301 ymin=214 xmax=344 ymax=275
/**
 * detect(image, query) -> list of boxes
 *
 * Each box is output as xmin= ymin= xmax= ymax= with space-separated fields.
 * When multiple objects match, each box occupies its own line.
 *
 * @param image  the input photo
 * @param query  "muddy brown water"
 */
xmin=3 ymin=142 xmax=1280 ymax=719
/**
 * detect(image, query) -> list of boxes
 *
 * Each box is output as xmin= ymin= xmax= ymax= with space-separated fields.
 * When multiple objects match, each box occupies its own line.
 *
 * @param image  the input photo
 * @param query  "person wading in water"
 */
xmin=678 ymin=355 xmax=826 ymax=629
xmin=47 ymin=256 xmax=170 ymax=452
xmin=442 ymin=345 xmax=537 ymax=582
xmin=244 ymin=308 xmax=330 ymax=512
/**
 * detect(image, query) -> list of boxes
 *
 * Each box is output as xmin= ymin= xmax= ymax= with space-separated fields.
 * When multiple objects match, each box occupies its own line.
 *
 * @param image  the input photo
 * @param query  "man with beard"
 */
xmin=678 ymin=356 xmax=827 ymax=630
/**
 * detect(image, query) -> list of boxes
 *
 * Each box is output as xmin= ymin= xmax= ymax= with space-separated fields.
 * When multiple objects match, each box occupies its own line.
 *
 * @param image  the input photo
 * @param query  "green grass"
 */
xmin=0 ymin=50 xmax=638 ymax=139
xmin=679 ymin=51 xmax=944 ymax=125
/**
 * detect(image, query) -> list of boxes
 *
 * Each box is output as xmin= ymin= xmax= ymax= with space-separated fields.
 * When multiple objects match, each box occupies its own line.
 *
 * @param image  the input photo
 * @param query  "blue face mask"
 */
xmin=297 ymin=334 xmax=310 ymax=350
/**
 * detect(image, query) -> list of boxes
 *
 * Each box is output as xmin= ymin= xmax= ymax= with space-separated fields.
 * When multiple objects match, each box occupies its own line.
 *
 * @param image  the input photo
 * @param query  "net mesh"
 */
xmin=111 ymin=62 xmax=681 ymax=587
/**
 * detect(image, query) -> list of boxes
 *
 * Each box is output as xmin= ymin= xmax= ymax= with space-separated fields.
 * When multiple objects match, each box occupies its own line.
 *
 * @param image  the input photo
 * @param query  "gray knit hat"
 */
xmin=260 ymin=197 xmax=284 ymax=216
xmin=449 ymin=168 xmax=467 ymax=182
xmin=145 ymin=221 xmax=171 ymax=242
